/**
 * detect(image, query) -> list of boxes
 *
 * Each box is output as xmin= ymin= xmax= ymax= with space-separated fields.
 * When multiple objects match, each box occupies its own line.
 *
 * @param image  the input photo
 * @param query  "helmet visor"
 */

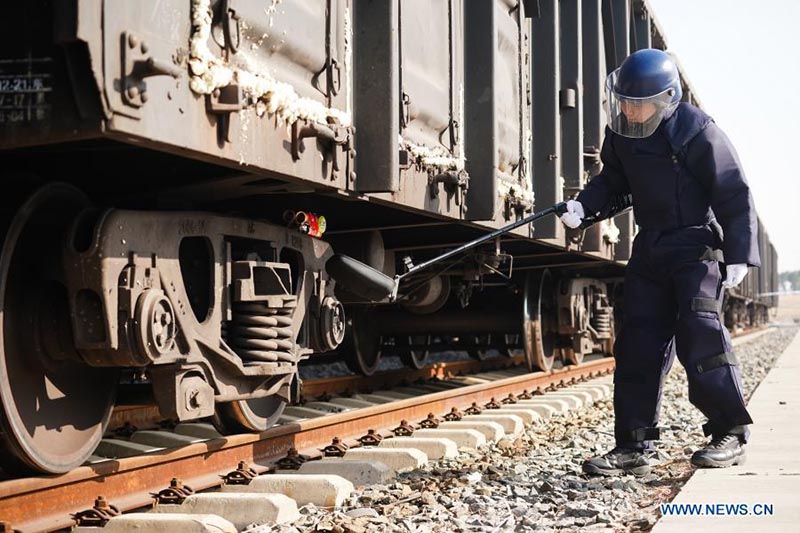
xmin=605 ymin=69 xmax=678 ymax=138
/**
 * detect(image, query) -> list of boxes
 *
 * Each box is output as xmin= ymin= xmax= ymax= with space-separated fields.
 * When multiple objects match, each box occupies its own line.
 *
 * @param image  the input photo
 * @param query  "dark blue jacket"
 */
xmin=577 ymin=103 xmax=760 ymax=267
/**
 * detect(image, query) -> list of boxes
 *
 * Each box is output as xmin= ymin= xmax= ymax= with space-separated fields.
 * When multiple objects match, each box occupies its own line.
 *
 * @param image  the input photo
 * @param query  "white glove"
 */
xmin=722 ymin=264 xmax=748 ymax=289
xmin=560 ymin=200 xmax=585 ymax=229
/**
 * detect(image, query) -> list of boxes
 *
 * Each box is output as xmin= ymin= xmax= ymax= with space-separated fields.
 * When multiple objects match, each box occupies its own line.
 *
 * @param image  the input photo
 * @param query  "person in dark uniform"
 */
xmin=559 ymin=48 xmax=760 ymax=476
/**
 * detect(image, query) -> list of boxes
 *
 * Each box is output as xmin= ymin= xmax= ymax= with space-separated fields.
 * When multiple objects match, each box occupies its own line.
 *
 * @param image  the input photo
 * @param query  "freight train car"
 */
xmin=724 ymin=215 xmax=779 ymax=331
xmin=0 ymin=0 xmax=777 ymax=474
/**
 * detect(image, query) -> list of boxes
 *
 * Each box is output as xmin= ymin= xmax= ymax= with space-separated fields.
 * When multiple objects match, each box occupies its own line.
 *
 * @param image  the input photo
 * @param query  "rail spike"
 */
xmin=323 ymin=437 xmax=349 ymax=457
xmin=484 ymin=397 xmax=502 ymax=410
xmin=357 ymin=429 xmax=383 ymax=446
xmin=72 ymin=496 xmax=120 ymax=527
xmin=276 ymin=447 xmax=310 ymax=470
xmin=221 ymin=461 xmax=258 ymax=485
xmin=392 ymin=419 xmax=415 ymax=437
xmin=501 ymin=393 xmax=518 ymax=404
xmin=418 ymin=413 xmax=440 ymax=429
xmin=443 ymin=407 xmax=463 ymax=421
xmin=153 ymin=477 xmax=195 ymax=504
xmin=465 ymin=402 xmax=483 ymax=415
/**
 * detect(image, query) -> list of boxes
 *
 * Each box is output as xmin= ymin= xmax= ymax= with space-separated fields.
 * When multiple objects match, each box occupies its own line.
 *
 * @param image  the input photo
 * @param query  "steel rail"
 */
xmin=297 ymin=354 xmax=527 ymax=400
xmin=105 ymin=355 xmax=528 ymax=434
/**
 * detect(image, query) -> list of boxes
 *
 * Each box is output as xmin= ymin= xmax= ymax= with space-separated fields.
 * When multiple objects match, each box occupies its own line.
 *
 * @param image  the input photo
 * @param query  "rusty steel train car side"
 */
xmin=0 ymin=0 xmax=778 ymax=474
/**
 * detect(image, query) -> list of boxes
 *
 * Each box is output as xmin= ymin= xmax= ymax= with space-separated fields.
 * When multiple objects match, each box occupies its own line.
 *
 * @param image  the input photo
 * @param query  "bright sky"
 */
xmin=648 ymin=0 xmax=800 ymax=272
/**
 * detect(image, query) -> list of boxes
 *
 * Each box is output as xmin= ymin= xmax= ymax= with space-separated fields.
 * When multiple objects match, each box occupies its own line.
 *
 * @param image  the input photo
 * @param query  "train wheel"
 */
xmin=398 ymin=334 xmax=431 ymax=369
xmin=341 ymin=306 xmax=382 ymax=376
xmin=0 ymin=184 xmax=118 ymax=474
xmin=522 ymin=270 xmax=558 ymax=372
xmin=213 ymin=396 xmax=286 ymax=433
xmin=467 ymin=334 xmax=493 ymax=360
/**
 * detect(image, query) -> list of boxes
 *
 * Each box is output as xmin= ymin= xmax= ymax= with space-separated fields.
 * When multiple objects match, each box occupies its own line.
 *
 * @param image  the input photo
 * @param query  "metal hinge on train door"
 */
xmin=428 ymin=170 xmax=469 ymax=205
xmin=504 ymin=194 xmax=533 ymax=221
xmin=291 ymin=121 xmax=349 ymax=181
xmin=220 ymin=0 xmax=242 ymax=55
xmin=206 ymin=84 xmax=244 ymax=144
xmin=312 ymin=1 xmax=342 ymax=102
xmin=121 ymin=32 xmax=184 ymax=110
xmin=438 ymin=118 xmax=460 ymax=154
xmin=313 ymin=57 xmax=342 ymax=99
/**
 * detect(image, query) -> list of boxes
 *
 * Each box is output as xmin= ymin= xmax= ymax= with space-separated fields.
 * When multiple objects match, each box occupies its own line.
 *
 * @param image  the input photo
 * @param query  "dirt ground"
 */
xmin=775 ymin=293 xmax=800 ymax=322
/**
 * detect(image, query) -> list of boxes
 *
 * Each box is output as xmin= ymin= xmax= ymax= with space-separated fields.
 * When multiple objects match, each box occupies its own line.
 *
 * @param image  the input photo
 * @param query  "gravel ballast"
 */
xmin=252 ymin=326 xmax=798 ymax=533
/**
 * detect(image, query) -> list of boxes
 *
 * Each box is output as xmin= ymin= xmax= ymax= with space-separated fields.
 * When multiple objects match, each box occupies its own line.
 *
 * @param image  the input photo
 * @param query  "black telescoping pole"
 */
xmin=326 ymin=200 xmax=631 ymax=302
xmin=398 ymin=202 xmax=568 ymax=281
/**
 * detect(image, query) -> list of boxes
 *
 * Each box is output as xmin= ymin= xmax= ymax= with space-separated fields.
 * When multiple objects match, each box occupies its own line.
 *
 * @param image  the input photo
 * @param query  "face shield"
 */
xmin=605 ymin=69 xmax=679 ymax=138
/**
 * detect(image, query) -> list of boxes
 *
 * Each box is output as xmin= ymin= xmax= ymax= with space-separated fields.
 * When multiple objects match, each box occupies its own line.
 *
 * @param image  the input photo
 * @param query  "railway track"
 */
xmin=105 ymin=353 xmax=528 ymax=435
xmin=0 ymin=327 xmax=768 ymax=532
xmin=0 ymin=355 xmax=613 ymax=532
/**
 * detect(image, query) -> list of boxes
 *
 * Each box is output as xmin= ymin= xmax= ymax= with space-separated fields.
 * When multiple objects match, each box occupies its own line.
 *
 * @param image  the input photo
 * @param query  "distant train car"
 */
xmin=724 ymin=216 xmax=778 ymax=331
xmin=0 ymin=0 xmax=777 ymax=474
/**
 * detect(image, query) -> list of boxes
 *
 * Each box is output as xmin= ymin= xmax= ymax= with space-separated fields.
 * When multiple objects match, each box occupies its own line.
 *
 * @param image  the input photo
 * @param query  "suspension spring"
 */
xmin=591 ymin=306 xmax=613 ymax=338
xmin=225 ymin=300 xmax=296 ymax=363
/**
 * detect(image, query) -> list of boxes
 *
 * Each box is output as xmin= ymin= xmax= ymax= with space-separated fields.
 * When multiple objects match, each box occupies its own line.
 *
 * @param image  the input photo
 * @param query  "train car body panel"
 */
xmin=1 ymin=0 xmax=695 ymax=262
xmin=103 ymin=0 xmax=353 ymax=191
xmin=355 ymin=0 xmax=467 ymax=222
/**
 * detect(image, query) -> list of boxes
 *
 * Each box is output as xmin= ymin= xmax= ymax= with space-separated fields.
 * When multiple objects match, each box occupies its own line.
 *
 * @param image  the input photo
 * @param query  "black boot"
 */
xmin=582 ymin=446 xmax=655 ymax=477
xmin=691 ymin=434 xmax=746 ymax=468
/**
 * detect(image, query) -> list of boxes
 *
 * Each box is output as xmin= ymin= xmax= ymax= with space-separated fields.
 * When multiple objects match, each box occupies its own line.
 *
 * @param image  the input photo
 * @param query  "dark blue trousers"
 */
xmin=613 ymin=226 xmax=753 ymax=450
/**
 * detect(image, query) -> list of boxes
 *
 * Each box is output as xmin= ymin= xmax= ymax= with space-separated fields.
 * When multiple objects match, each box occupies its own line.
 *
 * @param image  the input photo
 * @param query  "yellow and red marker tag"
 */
xmin=292 ymin=211 xmax=326 ymax=238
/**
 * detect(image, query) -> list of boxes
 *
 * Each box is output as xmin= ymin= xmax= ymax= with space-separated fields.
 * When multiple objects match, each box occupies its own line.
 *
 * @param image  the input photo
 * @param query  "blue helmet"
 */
xmin=605 ymin=49 xmax=683 ymax=138
xmin=615 ymin=49 xmax=683 ymax=101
